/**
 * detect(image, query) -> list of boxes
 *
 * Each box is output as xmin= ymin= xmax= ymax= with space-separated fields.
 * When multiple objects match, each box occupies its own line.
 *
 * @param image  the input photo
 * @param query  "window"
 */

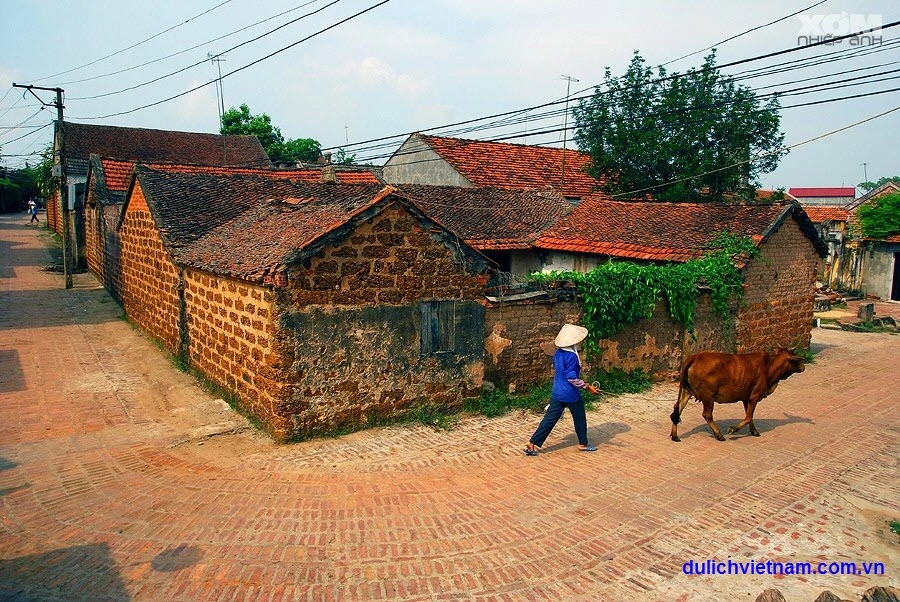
xmin=420 ymin=300 xmax=456 ymax=355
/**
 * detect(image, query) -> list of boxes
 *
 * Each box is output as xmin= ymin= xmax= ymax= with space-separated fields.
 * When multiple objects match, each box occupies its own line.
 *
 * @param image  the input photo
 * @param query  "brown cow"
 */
xmin=670 ymin=349 xmax=806 ymax=442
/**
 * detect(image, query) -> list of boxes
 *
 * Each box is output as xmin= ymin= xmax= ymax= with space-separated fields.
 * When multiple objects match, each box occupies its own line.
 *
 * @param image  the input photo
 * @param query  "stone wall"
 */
xmin=119 ymin=184 xmax=182 ymax=356
xmin=182 ymin=271 xmax=294 ymax=439
xmin=102 ymin=205 xmax=123 ymax=301
xmin=84 ymin=188 xmax=103 ymax=280
xmin=736 ymin=218 xmax=820 ymax=352
xmin=483 ymin=294 xmax=733 ymax=389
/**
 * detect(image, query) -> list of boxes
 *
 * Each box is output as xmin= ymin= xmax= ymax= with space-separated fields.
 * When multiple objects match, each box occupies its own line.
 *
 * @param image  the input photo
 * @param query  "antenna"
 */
xmin=560 ymin=75 xmax=579 ymax=192
xmin=208 ymin=53 xmax=226 ymax=129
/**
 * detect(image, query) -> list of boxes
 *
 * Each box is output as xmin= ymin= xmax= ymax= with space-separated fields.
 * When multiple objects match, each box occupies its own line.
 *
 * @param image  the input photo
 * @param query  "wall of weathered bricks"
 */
xmin=46 ymin=190 xmax=61 ymax=234
xmin=102 ymin=205 xmax=124 ymax=302
xmin=483 ymin=294 xmax=733 ymax=389
xmin=280 ymin=205 xmax=486 ymax=439
xmin=119 ymin=184 xmax=182 ymax=356
xmin=84 ymin=188 xmax=104 ymax=280
xmin=736 ymin=218 xmax=819 ymax=352
xmin=183 ymin=271 xmax=295 ymax=438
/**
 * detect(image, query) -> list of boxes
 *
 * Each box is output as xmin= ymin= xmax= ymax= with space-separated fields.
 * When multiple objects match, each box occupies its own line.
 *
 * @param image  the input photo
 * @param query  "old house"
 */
xmin=50 ymin=121 xmax=271 ymax=268
xmin=382 ymin=133 xmax=602 ymax=198
xmin=476 ymin=197 xmax=826 ymax=389
xmin=85 ymin=155 xmax=380 ymax=300
xmin=396 ymin=184 xmax=573 ymax=280
xmin=117 ymin=165 xmax=490 ymax=441
xmin=802 ymin=205 xmax=851 ymax=288
xmin=845 ymin=181 xmax=900 ymax=300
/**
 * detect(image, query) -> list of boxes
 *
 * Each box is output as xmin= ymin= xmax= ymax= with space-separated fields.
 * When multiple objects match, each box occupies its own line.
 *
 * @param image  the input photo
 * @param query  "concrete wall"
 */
xmin=735 ymin=217 xmax=820 ymax=352
xmin=861 ymin=242 xmax=900 ymax=300
xmin=382 ymin=136 xmax=473 ymax=187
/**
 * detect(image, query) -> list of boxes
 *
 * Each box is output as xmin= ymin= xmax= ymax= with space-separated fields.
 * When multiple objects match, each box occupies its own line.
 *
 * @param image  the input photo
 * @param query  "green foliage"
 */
xmin=530 ymin=232 xmax=758 ymax=355
xmin=589 ymin=368 xmax=652 ymax=395
xmin=857 ymin=192 xmax=900 ymax=240
xmin=891 ymin=520 xmax=900 ymax=537
xmin=220 ymin=103 xmax=321 ymax=164
xmin=334 ymin=147 xmax=356 ymax=165
xmin=574 ymin=50 xmax=785 ymax=202
xmin=858 ymin=176 xmax=900 ymax=192
xmin=466 ymin=382 xmax=553 ymax=417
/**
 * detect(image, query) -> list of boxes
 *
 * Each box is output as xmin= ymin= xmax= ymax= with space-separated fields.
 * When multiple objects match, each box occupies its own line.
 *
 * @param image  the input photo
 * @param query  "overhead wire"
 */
xmin=25 ymin=0 xmax=235 ymax=84
xmin=69 ymin=0 xmax=344 ymax=101
xmin=70 ymin=0 xmax=393 ymax=120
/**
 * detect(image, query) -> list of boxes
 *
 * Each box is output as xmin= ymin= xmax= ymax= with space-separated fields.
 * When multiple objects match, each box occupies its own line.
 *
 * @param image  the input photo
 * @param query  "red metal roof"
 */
xmin=418 ymin=134 xmax=603 ymax=197
xmin=788 ymin=187 xmax=856 ymax=198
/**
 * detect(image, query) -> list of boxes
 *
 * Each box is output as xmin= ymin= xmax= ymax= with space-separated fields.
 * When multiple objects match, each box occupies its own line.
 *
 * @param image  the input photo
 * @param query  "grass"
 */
xmin=793 ymin=347 xmax=817 ymax=365
xmin=891 ymin=520 xmax=900 ymax=538
xmin=589 ymin=368 xmax=653 ymax=395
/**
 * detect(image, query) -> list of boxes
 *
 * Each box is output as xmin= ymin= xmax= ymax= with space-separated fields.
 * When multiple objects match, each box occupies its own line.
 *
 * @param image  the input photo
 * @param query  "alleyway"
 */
xmin=0 ymin=214 xmax=897 ymax=601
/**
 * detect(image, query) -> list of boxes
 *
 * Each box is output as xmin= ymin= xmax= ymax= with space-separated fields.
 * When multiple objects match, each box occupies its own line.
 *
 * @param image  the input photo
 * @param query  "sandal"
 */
xmin=523 ymin=444 xmax=539 ymax=456
xmin=579 ymin=445 xmax=598 ymax=452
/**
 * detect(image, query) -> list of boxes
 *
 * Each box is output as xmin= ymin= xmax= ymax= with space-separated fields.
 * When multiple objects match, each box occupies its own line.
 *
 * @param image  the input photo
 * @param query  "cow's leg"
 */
xmin=670 ymin=386 xmax=692 ymax=442
xmin=702 ymin=400 xmax=726 ymax=441
xmin=728 ymin=401 xmax=751 ymax=435
xmin=747 ymin=400 xmax=761 ymax=436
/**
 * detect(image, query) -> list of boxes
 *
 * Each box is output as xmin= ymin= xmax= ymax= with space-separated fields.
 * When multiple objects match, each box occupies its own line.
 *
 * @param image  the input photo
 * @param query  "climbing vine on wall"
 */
xmin=529 ymin=231 xmax=760 ymax=356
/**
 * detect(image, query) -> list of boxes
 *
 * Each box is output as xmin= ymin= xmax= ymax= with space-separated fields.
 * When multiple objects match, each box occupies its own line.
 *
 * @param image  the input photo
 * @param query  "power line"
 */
xmin=71 ymin=0 xmax=392 ymax=120
xmin=69 ymin=0 xmax=344 ymax=101
xmin=54 ymin=0 xmax=325 ymax=87
xmin=25 ymin=0 xmax=235 ymax=84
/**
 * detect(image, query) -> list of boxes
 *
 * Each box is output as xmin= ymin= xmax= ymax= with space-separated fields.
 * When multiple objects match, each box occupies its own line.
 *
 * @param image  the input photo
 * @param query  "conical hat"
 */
xmin=555 ymin=323 xmax=588 ymax=347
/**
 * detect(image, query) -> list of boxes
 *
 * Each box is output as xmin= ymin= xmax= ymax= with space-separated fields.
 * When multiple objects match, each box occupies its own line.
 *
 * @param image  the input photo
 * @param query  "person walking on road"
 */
xmin=524 ymin=323 xmax=599 ymax=456
xmin=28 ymin=200 xmax=39 ymax=224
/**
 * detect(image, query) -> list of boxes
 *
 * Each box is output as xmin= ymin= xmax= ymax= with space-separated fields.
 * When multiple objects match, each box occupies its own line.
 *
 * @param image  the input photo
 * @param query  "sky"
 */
xmin=1 ymin=0 xmax=897 ymax=191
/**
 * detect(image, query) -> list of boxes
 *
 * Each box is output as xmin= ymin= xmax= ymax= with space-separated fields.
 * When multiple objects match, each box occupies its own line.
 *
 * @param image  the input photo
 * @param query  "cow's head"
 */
xmin=773 ymin=348 xmax=806 ymax=378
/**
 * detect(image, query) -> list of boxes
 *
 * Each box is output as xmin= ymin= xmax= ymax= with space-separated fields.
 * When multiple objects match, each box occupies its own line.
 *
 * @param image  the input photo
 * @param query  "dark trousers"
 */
xmin=530 ymin=399 xmax=588 ymax=447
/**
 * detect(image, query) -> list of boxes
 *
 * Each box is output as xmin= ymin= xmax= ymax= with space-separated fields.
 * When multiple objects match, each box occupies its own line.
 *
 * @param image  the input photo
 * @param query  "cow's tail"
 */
xmin=671 ymin=357 xmax=695 ymax=425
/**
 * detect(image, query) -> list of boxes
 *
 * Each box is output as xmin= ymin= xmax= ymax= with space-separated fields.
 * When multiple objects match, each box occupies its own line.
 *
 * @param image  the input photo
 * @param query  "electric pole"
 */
xmin=13 ymin=83 xmax=72 ymax=288
xmin=861 ymin=162 xmax=869 ymax=184
xmin=559 ymin=75 xmax=579 ymax=193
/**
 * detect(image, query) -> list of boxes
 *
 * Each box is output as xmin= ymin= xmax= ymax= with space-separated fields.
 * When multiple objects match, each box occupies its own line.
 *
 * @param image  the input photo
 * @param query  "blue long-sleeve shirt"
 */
xmin=550 ymin=348 xmax=585 ymax=403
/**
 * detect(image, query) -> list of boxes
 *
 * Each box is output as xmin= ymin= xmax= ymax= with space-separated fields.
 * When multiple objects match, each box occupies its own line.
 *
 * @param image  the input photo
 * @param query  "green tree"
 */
xmin=220 ymin=103 xmax=321 ymax=164
xmin=574 ymin=51 xmax=785 ymax=202
xmin=858 ymin=176 xmax=900 ymax=193
xmin=334 ymin=147 xmax=356 ymax=165
xmin=857 ymin=192 xmax=900 ymax=239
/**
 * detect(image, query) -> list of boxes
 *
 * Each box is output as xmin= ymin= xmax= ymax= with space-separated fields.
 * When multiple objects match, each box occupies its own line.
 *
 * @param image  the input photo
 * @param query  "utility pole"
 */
xmin=861 ymin=162 xmax=869 ymax=184
xmin=560 ymin=75 xmax=579 ymax=193
xmin=13 ymin=83 xmax=72 ymax=288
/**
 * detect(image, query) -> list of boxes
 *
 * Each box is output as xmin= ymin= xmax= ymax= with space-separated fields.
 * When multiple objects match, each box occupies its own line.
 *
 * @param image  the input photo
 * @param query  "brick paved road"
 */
xmin=1 ymin=214 xmax=897 ymax=601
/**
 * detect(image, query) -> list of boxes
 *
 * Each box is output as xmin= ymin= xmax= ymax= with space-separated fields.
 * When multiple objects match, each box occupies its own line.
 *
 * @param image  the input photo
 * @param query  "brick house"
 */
xmin=788 ymin=187 xmax=856 ymax=206
xmin=117 ymin=165 xmax=490 ymax=441
xmin=85 ymin=155 xmax=380 ymax=300
xmin=383 ymin=133 xmax=602 ymax=197
xmin=50 ymin=121 xmax=271 ymax=268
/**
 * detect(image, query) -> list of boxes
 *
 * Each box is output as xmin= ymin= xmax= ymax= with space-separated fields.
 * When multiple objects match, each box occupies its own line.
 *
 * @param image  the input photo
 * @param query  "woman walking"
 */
xmin=524 ymin=323 xmax=599 ymax=456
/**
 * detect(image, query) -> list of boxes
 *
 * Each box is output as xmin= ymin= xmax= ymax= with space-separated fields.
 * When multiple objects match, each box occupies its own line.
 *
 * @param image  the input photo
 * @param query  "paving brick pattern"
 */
xmin=0 ymin=214 xmax=897 ymax=601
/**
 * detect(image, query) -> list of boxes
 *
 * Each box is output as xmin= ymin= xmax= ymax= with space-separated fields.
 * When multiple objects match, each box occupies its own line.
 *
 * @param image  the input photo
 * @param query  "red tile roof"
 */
xmin=535 ymin=196 xmax=826 ymax=262
xmin=396 ymin=185 xmax=573 ymax=251
xmin=128 ymin=166 xmax=481 ymax=283
xmin=62 ymin=122 xmax=271 ymax=174
xmin=788 ymin=187 xmax=856 ymax=198
xmin=803 ymin=205 xmax=850 ymax=222
xmin=417 ymin=134 xmax=602 ymax=196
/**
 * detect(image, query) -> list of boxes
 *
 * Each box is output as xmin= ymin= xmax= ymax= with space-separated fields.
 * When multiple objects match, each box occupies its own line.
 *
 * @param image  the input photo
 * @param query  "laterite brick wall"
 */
xmin=280 ymin=205 xmax=486 ymax=439
xmin=84 ymin=188 xmax=104 ymax=280
xmin=102 ymin=205 xmax=124 ymax=301
xmin=483 ymin=294 xmax=733 ymax=389
xmin=119 ymin=184 xmax=182 ymax=356
xmin=46 ymin=190 xmax=62 ymax=234
xmin=183 ymin=271 xmax=295 ymax=439
xmin=736 ymin=218 xmax=819 ymax=352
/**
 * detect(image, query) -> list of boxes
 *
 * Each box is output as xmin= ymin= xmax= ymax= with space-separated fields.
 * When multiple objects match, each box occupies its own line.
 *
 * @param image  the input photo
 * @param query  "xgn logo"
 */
xmin=797 ymin=13 xmax=882 ymax=46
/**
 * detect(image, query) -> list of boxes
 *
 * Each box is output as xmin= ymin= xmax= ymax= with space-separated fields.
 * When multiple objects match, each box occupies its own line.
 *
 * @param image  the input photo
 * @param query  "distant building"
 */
xmin=787 ymin=187 xmax=856 ymax=206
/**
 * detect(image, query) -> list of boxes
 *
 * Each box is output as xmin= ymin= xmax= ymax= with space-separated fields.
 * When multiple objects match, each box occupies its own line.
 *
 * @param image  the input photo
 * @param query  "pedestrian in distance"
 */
xmin=524 ymin=323 xmax=600 ymax=456
xmin=28 ymin=200 xmax=39 ymax=224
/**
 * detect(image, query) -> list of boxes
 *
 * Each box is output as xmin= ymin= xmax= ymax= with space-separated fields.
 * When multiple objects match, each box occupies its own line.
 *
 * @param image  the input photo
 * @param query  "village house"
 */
xmin=474 ymin=196 xmax=826 ymax=389
xmin=117 ymin=164 xmax=491 ymax=441
xmin=85 ymin=154 xmax=381 ymax=300
xmin=788 ymin=186 xmax=856 ymax=206
xmin=844 ymin=181 xmax=900 ymax=300
xmin=50 ymin=121 xmax=271 ymax=269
